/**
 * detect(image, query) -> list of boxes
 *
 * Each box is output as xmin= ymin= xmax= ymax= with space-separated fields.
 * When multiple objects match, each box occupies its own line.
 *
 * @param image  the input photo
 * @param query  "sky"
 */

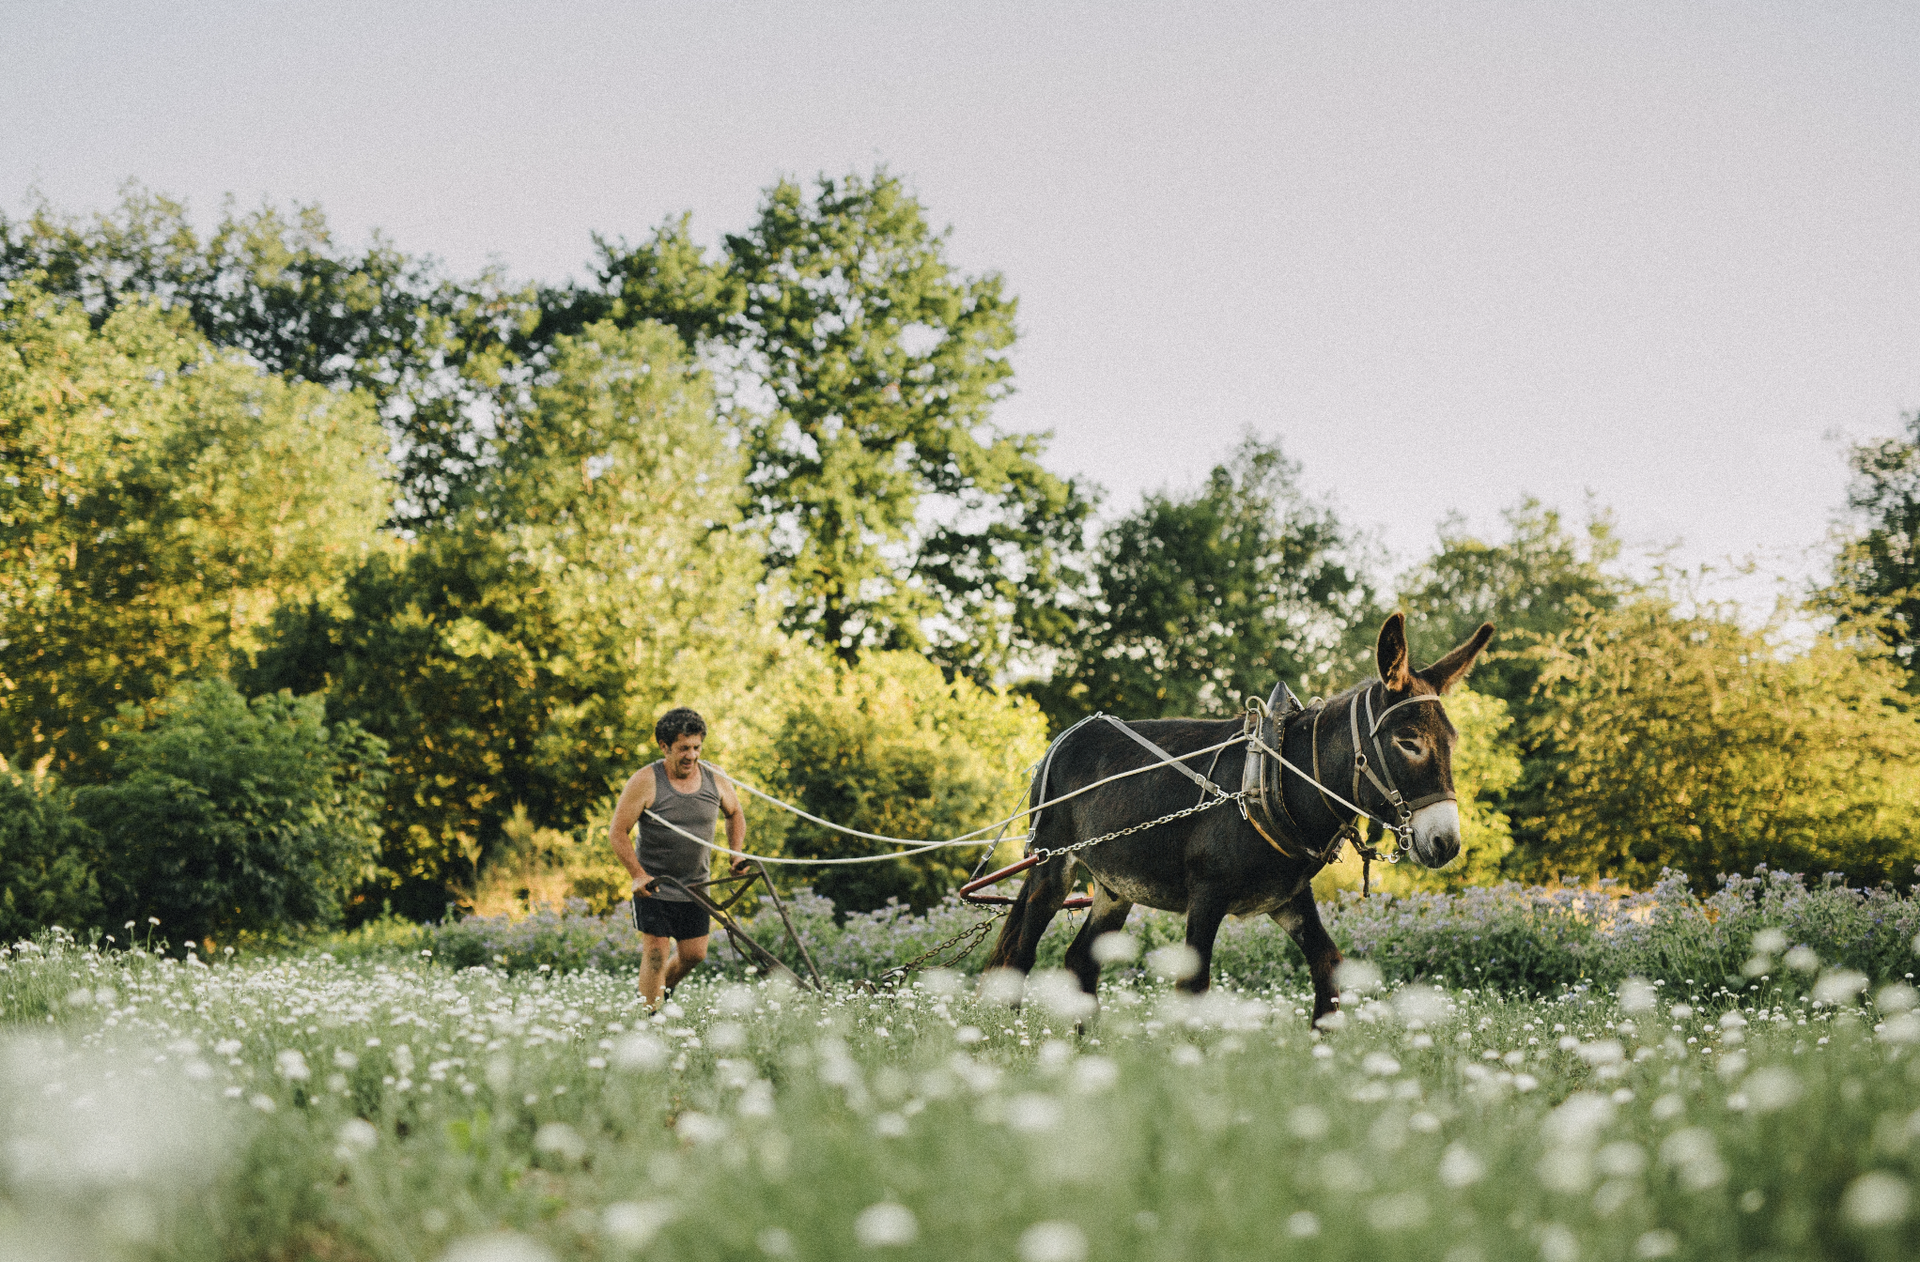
xmin=8 ymin=0 xmax=1920 ymax=607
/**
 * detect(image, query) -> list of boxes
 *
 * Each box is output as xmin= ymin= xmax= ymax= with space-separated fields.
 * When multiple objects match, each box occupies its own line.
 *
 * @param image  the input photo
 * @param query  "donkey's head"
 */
xmin=1368 ymin=612 xmax=1495 ymax=869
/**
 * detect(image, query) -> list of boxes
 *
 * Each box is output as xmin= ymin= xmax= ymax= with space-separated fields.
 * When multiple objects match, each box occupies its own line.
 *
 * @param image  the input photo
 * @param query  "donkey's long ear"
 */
xmin=1417 ymin=622 xmax=1496 ymax=694
xmin=1376 ymin=612 xmax=1414 ymax=691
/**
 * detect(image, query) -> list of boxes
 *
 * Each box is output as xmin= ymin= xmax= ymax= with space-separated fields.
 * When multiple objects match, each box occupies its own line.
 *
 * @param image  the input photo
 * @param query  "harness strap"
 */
xmin=1102 ymin=716 xmax=1227 ymax=798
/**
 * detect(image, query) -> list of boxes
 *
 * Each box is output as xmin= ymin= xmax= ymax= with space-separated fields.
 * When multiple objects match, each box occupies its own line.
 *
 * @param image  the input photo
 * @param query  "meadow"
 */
xmin=4 ymin=898 xmax=1920 ymax=1262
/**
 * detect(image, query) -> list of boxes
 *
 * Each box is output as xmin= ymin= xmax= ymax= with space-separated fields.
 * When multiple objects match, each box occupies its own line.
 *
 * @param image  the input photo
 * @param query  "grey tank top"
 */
xmin=637 ymin=762 xmax=720 ymax=901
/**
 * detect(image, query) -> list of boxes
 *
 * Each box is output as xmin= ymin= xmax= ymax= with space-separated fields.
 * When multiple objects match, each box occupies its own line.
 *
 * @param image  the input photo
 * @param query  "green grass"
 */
xmin=3 ymin=929 xmax=1918 ymax=1261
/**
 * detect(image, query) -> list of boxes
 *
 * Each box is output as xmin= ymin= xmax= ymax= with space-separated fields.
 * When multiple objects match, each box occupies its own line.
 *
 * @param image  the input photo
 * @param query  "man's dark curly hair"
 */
xmin=654 ymin=707 xmax=707 ymax=748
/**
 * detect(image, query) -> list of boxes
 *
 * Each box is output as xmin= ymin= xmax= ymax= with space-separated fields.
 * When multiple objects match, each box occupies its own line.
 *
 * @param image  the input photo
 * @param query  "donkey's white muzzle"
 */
xmin=1409 ymin=801 xmax=1462 ymax=868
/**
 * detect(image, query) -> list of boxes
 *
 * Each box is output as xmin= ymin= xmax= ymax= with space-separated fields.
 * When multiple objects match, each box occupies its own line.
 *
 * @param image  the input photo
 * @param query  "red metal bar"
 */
xmin=959 ymin=854 xmax=1092 ymax=909
xmin=959 ymin=854 xmax=1040 ymax=898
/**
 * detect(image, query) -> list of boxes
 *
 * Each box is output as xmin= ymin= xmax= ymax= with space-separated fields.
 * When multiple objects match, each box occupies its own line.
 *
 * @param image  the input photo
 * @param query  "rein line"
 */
xmin=632 ymin=689 xmax=1451 ymax=874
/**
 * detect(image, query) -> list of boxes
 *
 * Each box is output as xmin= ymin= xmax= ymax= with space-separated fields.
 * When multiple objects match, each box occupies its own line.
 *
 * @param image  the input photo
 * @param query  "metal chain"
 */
xmin=1029 ymin=788 xmax=1249 ymax=861
xmin=860 ymin=907 xmax=1009 ymax=992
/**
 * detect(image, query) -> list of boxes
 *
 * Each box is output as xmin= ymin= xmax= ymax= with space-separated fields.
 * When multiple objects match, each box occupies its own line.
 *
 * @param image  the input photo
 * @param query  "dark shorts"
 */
xmin=634 ymin=896 xmax=710 ymax=941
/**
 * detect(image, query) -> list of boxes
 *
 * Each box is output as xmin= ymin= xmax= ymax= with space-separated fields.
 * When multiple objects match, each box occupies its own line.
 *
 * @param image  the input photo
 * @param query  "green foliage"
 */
xmin=0 ymin=283 xmax=391 ymax=773
xmin=1039 ymin=436 xmax=1378 ymax=725
xmin=579 ymin=170 xmax=1092 ymax=674
xmin=1397 ymin=499 xmax=1625 ymax=862
xmin=64 ymin=679 xmax=387 ymax=946
xmin=1822 ymin=413 xmax=1920 ymax=687
xmin=748 ymin=652 xmax=1049 ymax=913
xmin=248 ymin=321 xmax=786 ymax=915
xmin=0 ymin=769 xmax=105 ymax=943
xmin=1529 ymin=598 xmax=1920 ymax=888
xmin=0 ymin=186 xmax=537 ymax=524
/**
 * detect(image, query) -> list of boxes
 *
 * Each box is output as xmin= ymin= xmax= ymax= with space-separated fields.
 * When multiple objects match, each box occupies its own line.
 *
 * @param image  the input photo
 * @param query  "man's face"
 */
xmin=664 ymin=733 xmax=703 ymax=776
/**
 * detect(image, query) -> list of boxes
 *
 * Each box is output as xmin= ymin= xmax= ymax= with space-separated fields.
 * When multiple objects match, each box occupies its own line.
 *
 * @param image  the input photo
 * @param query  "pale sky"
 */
xmin=8 ymin=1 xmax=1919 ymax=606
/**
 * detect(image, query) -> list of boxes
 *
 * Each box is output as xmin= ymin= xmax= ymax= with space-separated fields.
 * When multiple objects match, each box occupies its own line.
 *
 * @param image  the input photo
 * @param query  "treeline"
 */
xmin=4 ymin=177 xmax=1920 ymax=946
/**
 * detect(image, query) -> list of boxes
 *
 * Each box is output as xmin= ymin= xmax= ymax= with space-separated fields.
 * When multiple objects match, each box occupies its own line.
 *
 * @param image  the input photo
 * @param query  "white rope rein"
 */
xmin=635 ymin=732 xmax=1252 ymax=869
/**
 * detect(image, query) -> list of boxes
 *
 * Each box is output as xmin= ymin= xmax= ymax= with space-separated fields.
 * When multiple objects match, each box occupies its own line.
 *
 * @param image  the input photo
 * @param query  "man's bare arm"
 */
xmin=609 ymin=769 xmax=657 ymax=894
xmin=715 ymin=773 xmax=749 ymax=872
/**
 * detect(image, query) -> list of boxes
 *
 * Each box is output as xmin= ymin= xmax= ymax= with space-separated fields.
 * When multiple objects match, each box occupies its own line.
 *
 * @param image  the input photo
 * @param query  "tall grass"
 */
xmin=3 ymin=926 xmax=1918 ymax=1261
xmin=402 ymin=869 xmax=1920 ymax=997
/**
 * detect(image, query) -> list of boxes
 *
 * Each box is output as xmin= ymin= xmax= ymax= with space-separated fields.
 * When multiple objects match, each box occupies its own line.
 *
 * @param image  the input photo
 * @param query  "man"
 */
xmin=610 ymin=707 xmax=749 ymax=1007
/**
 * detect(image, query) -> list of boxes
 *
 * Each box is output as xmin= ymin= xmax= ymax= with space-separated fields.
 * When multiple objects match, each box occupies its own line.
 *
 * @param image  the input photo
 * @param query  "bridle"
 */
xmin=1245 ymin=680 xmax=1454 ymax=866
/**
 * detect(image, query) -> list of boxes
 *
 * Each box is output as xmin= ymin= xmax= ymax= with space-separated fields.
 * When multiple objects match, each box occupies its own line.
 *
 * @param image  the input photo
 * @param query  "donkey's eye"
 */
xmin=1394 ymin=737 xmax=1423 ymax=755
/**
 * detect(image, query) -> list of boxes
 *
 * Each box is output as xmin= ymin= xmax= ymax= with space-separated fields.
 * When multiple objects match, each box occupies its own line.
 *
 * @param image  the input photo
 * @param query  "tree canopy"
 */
xmin=1035 ymin=436 xmax=1378 ymax=724
xmin=1528 ymin=598 xmax=1920 ymax=888
xmin=0 ymin=283 xmax=391 ymax=774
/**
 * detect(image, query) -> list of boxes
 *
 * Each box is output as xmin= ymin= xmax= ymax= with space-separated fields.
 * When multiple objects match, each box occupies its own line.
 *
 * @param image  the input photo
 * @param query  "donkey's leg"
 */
xmin=1273 ymin=885 xmax=1344 ymax=1024
xmin=985 ymin=856 xmax=1070 ymax=974
xmin=1178 ymin=887 xmax=1232 ymax=995
xmin=1062 ymin=884 xmax=1133 ymax=997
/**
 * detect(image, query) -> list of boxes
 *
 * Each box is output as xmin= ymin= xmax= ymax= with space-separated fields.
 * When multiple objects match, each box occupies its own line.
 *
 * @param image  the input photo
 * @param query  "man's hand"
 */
xmin=729 ymin=852 xmax=752 ymax=875
xmin=632 ymin=874 xmax=656 ymax=899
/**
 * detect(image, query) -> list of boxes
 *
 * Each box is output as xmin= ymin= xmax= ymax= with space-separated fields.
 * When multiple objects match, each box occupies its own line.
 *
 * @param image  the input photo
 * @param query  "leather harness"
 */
xmin=1240 ymin=679 xmax=1454 ymax=864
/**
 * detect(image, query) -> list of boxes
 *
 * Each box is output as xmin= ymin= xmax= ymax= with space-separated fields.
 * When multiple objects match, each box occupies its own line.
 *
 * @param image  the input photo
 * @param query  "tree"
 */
xmin=1822 ymin=413 xmax=1920 ymax=687
xmin=1395 ymin=499 xmax=1625 ymax=868
xmin=248 ymin=321 xmax=785 ymax=917
xmin=747 ymin=651 xmax=1049 ymax=913
xmin=0 ymin=284 xmax=392 ymax=774
xmin=1526 ymin=598 xmax=1920 ymax=889
xmin=1397 ymin=499 xmax=1622 ymax=708
xmin=566 ymin=171 xmax=1093 ymax=674
xmin=1037 ymin=436 xmax=1379 ymax=725
xmin=69 ymin=679 xmax=387 ymax=946
xmin=1 ymin=187 xmax=538 ymax=523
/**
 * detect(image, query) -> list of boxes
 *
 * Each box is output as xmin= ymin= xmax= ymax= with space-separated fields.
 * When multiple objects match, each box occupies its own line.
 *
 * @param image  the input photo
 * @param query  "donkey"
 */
xmin=985 ymin=612 xmax=1494 ymax=1023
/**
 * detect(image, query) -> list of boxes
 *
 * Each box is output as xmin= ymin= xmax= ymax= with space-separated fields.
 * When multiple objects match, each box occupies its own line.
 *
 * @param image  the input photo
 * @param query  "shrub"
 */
xmin=71 ymin=680 xmax=388 ymax=947
xmin=748 ymin=652 xmax=1048 ymax=913
xmin=0 ymin=770 xmax=106 ymax=943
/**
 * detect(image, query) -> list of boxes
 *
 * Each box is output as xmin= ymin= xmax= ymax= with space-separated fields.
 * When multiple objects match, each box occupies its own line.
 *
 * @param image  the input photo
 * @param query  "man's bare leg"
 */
xmin=638 ymin=933 xmax=711 ymax=1007
xmin=639 ymin=933 xmax=675 ymax=1007
xmin=665 ymin=935 xmax=709 ymax=993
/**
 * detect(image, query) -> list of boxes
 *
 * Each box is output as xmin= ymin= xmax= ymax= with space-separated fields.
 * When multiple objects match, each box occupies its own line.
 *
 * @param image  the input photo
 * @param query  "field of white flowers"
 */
xmin=3 ymin=928 xmax=1918 ymax=1262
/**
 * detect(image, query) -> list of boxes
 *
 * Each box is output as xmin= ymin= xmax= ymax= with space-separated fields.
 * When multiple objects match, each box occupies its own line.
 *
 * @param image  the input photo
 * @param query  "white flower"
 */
xmin=1362 ymin=1052 xmax=1402 ymax=1077
xmin=1633 ymin=1229 xmax=1679 ymax=1257
xmin=1842 ymin=1172 xmax=1910 ymax=1227
xmin=1575 ymin=1040 xmax=1624 ymax=1067
xmin=1006 ymin=1093 xmax=1064 ymax=1133
xmin=437 ymin=1233 xmax=558 ymax=1262
xmin=1813 ymin=970 xmax=1869 ymax=1005
xmin=337 ymin=1118 xmax=379 ymax=1152
xmin=1028 ymin=971 xmax=1095 ymax=1024
xmin=1018 ymin=1221 xmax=1088 ymax=1262
xmin=1542 ymin=1093 xmax=1614 ymax=1148
xmin=603 ymin=1201 xmax=674 ymax=1248
xmin=1333 ymin=960 xmax=1383 ymax=994
xmin=675 ymin=1112 xmax=728 ymax=1145
xmin=612 ymin=1033 xmax=668 ymax=1072
xmin=1289 ymin=1105 xmax=1330 ymax=1140
xmin=1285 ymin=1211 xmax=1320 ymax=1237
xmin=1742 ymin=1067 xmax=1802 ymax=1112
xmin=1146 ymin=945 xmax=1201 ymax=983
xmin=978 ymin=969 xmax=1026 ymax=1005
xmin=533 ymin=1123 xmax=584 ymax=1162
xmin=1438 ymin=1143 xmax=1485 ymax=1188
xmin=853 ymin=1203 xmax=918 ymax=1247
xmin=1092 ymin=932 xmax=1139 ymax=965
xmin=1659 ymin=1128 xmax=1727 ymax=1191
xmin=1618 ymin=977 xmax=1658 ymax=1015
xmin=1393 ymin=986 xmax=1450 ymax=1026
xmin=1069 ymin=1056 xmax=1119 ymax=1095
xmin=274 ymin=1050 xmax=310 ymax=1081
